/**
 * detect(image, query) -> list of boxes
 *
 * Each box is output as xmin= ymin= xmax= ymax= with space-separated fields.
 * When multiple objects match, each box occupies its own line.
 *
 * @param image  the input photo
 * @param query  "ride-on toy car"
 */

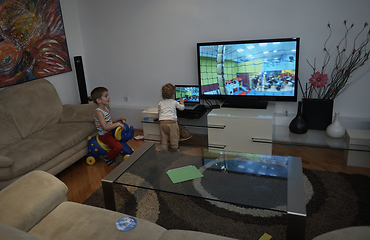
xmin=86 ymin=121 xmax=135 ymax=165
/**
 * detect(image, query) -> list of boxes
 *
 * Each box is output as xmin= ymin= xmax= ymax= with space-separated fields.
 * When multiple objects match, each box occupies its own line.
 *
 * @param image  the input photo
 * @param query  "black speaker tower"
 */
xmin=74 ymin=56 xmax=89 ymax=104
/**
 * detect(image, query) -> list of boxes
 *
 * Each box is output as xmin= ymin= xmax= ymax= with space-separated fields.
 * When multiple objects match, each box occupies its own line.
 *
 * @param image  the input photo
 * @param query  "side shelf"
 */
xmin=144 ymin=133 xmax=226 ymax=149
xmin=252 ymin=125 xmax=370 ymax=152
xmin=252 ymin=126 xmax=370 ymax=168
xmin=142 ymin=106 xmax=225 ymax=149
xmin=142 ymin=120 xmax=225 ymax=129
xmin=141 ymin=106 xmax=226 ymax=149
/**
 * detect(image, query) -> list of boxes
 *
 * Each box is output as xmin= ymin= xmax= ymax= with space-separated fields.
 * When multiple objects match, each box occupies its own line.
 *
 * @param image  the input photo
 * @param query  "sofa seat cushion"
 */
xmin=158 ymin=230 xmax=237 ymax=240
xmin=26 ymin=122 xmax=96 ymax=151
xmin=29 ymin=202 xmax=167 ymax=240
xmin=313 ymin=226 xmax=370 ymax=240
xmin=0 ymin=122 xmax=96 ymax=181
xmin=0 ymin=139 xmax=60 ymax=181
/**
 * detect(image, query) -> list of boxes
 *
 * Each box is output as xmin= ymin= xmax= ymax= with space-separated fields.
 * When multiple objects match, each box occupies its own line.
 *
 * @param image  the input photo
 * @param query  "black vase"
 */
xmin=289 ymin=101 xmax=308 ymax=134
xmin=302 ymin=99 xmax=333 ymax=130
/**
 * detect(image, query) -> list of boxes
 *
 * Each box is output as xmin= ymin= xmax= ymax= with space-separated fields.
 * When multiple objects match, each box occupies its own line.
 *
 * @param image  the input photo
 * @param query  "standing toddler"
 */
xmin=158 ymin=83 xmax=185 ymax=151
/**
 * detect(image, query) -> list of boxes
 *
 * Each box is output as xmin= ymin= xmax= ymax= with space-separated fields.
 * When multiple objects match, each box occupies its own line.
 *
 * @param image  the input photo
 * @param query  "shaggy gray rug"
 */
xmin=84 ymin=168 xmax=370 ymax=240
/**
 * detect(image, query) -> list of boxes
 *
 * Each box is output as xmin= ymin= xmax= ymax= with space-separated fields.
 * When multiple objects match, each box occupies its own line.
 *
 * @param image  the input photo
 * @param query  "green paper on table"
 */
xmin=166 ymin=165 xmax=203 ymax=183
xmin=258 ymin=233 xmax=272 ymax=240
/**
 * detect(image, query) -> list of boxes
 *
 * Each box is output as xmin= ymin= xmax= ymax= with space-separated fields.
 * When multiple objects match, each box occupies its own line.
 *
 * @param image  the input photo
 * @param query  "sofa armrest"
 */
xmin=0 ymin=170 xmax=68 ymax=232
xmin=0 ymin=155 xmax=15 ymax=168
xmin=0 ymin=222 xmax=42 ymax=240
xmin=60 ymin=103 xmax=96 ymax=122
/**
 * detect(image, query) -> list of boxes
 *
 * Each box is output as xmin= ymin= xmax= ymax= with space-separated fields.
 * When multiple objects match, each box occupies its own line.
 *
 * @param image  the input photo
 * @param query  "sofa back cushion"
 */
xmin=0 ymin=79 xmax=63 ymax=139
xmin=0 ymin=99 xmax=23 ymax=148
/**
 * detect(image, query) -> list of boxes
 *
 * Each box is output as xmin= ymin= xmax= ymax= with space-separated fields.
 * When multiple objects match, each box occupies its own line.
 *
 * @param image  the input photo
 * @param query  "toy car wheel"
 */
xmin=86 ymin=156 xmax=96 ymax=165
xmin=123 ymin=154 xmax=130 ymax=161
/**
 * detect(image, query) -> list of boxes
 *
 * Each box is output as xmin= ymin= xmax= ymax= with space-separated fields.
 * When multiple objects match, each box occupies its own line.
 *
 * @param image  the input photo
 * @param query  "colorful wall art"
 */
xmin=0 ymin=0 xmax=71 ymax=88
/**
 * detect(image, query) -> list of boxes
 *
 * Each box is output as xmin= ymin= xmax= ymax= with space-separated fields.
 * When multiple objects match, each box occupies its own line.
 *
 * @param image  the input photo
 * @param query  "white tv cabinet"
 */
xmin=207 ymin=104 xmax=275 ymax=154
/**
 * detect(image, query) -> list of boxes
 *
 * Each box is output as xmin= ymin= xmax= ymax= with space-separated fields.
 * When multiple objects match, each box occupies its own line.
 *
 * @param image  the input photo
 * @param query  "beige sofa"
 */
xmin=0 ymin=170 xmax=236 ymax=240
xmin=0 ymin=79 xmax=96 ymax=190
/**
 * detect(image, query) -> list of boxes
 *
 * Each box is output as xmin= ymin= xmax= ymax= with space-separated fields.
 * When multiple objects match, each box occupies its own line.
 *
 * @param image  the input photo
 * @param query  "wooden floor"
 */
xmin=56 ymin=129 xmax=370 ymax=204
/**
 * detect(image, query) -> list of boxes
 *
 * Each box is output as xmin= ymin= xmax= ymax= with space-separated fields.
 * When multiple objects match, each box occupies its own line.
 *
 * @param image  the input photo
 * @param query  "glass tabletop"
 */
xmin=114 ymin=142 xmax=291 ymax=213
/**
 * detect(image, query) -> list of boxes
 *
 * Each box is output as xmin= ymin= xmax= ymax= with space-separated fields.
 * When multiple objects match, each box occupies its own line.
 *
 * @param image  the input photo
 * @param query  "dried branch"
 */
xmin=302 ymin=21 xmax=370 ymax=100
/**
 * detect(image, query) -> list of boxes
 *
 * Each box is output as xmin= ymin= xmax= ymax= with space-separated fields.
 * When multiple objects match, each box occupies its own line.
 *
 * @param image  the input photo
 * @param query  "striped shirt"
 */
xmin=94 ymin=107 xmax=113 ymax=135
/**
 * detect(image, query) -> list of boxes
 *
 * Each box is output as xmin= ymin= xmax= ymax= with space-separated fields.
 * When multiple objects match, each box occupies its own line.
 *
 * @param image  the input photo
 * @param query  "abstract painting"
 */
xmin=0 ymin=0 xmax=71 ymax=88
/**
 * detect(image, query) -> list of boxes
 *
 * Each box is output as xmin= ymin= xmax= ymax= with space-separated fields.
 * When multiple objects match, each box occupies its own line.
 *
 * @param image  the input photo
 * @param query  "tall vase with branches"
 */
xmin=301 ymin=20 xmax=370 ymax=100
xmin=291 ymin=21 xmax=370 ymax=132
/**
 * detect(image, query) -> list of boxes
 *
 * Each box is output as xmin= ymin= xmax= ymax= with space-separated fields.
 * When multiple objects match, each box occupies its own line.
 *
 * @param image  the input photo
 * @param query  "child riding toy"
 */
xmin=86 ymin=121 xmax=135 ymax=165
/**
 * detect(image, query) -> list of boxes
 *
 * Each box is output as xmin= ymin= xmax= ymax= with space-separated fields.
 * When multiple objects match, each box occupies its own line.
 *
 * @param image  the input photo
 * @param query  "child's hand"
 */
xmin=120 ymin=117 xmax=126 ymax=122
xmin=116 ymin=122 xmax=126 ymax=130
xmin=179 ymin=98 xmax=184 ymax=105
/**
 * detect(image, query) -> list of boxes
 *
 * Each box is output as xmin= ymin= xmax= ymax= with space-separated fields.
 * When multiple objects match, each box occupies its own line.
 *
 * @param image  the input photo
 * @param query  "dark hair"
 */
xmin=161 ymin=83 xmax=175 ymax=99
xmin=91 ymin=87 xmax=108 ymax=104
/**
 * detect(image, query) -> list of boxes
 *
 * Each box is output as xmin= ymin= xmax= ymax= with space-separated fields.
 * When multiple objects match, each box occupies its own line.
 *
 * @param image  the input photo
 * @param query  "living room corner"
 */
xmin=1 ymin=0 xmax=370 ymax=239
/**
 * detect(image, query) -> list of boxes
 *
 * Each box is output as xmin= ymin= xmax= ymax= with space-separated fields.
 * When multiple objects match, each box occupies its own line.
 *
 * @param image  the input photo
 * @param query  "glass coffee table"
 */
xmin=102 ymin=142 xmax=306 ymax=240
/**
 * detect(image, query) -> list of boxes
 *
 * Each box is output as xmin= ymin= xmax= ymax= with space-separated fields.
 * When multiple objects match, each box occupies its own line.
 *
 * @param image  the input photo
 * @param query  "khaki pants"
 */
xmin=159 ymin=120 xmax=180 ymax=149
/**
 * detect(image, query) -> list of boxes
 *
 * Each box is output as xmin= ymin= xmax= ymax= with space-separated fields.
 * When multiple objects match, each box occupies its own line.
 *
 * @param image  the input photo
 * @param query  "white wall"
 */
xmin=53 ymin=0 xmax=370 ymax=128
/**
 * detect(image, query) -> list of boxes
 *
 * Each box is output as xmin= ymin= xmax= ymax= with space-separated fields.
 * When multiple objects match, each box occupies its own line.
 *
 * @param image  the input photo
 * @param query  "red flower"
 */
xmin=309 ymin=72 xmax=329 ymax=88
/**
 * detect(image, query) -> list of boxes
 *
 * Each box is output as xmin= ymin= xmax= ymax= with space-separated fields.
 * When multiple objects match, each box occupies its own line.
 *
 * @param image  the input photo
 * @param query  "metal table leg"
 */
xmin=287 ymin=156 xmax=306 ymax=240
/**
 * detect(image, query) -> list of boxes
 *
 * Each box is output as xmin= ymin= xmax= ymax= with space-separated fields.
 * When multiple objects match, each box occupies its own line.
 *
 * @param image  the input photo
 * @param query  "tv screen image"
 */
xmin=175 ymin=85 xmax=200 ymax=103
xmin=202 ymin=148 xmax=288 ymax=179
xmin=197 ymin=38 xmax=299 ymax=108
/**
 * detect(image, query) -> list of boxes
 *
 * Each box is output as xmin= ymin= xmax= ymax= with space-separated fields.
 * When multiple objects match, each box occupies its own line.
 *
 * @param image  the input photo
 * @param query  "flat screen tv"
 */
xmin=197 ymin=37 xmax=299 ymax=109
